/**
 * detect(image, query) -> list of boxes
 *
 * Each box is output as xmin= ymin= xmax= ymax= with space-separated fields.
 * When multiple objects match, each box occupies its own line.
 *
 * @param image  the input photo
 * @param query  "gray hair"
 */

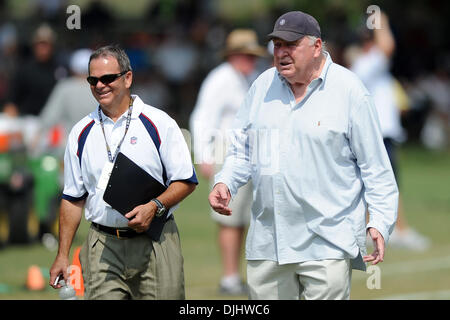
xmin=306 ymin=35 xmax=327 ymax=54
xmin=88 ymin=44 xmax=132 ymax=74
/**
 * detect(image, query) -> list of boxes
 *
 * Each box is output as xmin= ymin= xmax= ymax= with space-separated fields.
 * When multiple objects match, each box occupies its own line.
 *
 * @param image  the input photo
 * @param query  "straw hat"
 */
xmin=223 ymin=29 xmax=267 ymax=58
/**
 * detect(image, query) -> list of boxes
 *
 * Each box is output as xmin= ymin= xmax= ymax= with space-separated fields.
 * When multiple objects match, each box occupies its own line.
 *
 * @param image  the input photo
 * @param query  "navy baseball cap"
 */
xmin=268 ymin=11 xmax=321 ymax=42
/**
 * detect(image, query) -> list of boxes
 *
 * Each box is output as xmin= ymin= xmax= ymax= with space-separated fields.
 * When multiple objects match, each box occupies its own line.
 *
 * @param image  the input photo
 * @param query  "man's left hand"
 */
xmin=125 ymin=202 xmax=157 ymax=233
xmin=363 ymin=227 xmax=385 ymax=265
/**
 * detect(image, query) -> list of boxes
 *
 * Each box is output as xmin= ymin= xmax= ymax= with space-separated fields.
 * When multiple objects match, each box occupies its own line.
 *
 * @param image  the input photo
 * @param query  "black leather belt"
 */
xmin=92 ymin=215 xmax=174 ymax=240
xmin=92 ymin=222 xmax=140 ymax=239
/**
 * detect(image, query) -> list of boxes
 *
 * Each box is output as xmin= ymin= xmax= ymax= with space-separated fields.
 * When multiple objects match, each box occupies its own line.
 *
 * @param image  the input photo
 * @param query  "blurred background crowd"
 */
xmin=0 ymin=0 xmax=448 ymax=145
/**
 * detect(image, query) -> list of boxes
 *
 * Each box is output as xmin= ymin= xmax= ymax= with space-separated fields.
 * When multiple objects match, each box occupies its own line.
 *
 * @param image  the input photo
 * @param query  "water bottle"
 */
xmin=58 ymin=280 xmax=77 ymax=300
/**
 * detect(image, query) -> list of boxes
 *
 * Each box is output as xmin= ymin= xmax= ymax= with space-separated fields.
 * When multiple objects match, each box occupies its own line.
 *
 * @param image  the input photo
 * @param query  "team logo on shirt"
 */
xmin=130 ymin=136 xmax=138 ymax=145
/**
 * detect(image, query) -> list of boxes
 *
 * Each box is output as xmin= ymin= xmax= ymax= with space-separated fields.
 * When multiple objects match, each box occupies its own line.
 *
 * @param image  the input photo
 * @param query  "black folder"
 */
xmin=103 ymin=152 xmax=168 ymax=241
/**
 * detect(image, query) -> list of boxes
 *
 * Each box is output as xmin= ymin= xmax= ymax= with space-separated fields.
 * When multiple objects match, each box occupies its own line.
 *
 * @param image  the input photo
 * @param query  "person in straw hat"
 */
xmin=190 ymin=29 xmax=267 ymax=295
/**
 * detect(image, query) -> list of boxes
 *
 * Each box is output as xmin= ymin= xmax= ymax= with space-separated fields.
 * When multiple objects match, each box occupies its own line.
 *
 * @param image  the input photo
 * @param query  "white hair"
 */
xmin=306 ymin=35 xmax=327 ymax=54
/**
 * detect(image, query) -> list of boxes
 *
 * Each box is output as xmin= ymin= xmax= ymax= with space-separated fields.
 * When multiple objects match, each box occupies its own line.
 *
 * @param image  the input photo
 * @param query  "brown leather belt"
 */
xmin=92 ymin=222 xmax=139 ymax=239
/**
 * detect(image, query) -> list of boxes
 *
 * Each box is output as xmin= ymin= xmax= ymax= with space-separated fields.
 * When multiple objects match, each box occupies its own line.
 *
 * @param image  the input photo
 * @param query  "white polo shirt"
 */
xmin=62 ymin=95 xmax=197 ymax=228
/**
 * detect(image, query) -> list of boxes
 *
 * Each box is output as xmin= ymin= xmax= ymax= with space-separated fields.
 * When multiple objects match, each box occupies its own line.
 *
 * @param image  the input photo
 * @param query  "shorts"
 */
xmin=210 ymin=165 xmax=252 ymax=227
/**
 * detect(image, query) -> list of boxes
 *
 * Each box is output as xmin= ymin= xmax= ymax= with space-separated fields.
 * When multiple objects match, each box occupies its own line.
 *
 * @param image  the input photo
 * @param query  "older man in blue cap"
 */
xmin=209 ymin=11 xmax=398 ymax=300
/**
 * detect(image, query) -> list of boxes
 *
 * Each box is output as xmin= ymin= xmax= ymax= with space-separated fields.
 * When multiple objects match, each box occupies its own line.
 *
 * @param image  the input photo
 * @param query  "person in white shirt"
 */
xmin=190 ymin=29 xmax=266 ymax=295
xmin=38 ymin=48 xmax=97 ymax=158
xmin=350 ymin=12 xmax=430 ymax=251
xmin=209 ymin=11 xmax=398 ymax=300
xmin=49 ymin=45 xmax=197 ymax=299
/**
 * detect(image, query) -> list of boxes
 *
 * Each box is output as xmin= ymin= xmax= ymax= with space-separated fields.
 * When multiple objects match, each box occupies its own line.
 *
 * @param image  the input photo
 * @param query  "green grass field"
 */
xmin=0 ymin=144 xmax=449 ymax=300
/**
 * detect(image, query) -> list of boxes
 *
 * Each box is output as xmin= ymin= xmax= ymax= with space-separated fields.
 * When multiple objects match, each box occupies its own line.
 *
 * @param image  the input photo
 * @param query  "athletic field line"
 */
xmin=377 ymin=289 xmax=450 ymax=300
xmin=353 ymin=254 xmax=450 ymax=279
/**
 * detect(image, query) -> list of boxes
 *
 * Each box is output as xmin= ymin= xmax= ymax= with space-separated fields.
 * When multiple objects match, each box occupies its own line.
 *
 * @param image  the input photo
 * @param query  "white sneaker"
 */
xmin=218 ymin=281 xmax=248 ymax=296
xmin=388 ymin=228 xmax=431 ymax=251
xmin=218 ymin=274 xmax=248 ymax=296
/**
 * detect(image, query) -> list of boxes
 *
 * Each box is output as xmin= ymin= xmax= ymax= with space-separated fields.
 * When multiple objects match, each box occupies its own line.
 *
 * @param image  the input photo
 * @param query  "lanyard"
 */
xmin=98 ymin=97 xmax=134 ymax=163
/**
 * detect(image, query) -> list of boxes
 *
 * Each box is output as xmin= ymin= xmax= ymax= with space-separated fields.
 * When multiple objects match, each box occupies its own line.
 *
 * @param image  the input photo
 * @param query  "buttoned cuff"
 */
xmin=366 ymin=221 xmax=390 ymax=245
xmin=213 ymin=177 xmax=236 ymax=199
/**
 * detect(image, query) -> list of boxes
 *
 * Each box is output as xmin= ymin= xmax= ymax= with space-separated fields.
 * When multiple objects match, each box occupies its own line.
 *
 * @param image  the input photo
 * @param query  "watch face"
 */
xmin=156 ymin=207 xmax=165 ymax=217
xmin=152 ymin=199 xmax=166 ymax=217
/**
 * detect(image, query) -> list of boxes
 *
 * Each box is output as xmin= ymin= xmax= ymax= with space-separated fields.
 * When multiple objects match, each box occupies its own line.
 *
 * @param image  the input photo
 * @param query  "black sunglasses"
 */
xmin=87 ymin=70 xmax=129 ymax=86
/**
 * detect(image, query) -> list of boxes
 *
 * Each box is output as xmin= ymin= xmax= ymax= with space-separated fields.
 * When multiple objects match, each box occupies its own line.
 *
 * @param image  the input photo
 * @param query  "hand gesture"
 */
xmin=363 ymin=227 xmax=385 ymax=265
xmin=208 ymin=183 xmax=232 ymax=216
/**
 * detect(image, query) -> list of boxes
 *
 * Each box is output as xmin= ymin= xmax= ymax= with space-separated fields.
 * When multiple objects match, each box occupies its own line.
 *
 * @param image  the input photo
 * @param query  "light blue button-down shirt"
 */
xmin=215 ymin=53 xmax=398 ymax=271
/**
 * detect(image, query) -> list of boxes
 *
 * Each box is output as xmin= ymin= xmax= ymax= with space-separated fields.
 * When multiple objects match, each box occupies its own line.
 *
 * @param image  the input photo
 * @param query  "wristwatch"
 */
xmin=151 ymin=198 xmax=166 ymax=217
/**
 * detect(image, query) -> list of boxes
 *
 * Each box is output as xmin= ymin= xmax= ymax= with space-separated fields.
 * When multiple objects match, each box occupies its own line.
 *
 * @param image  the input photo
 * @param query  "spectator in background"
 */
xmin=418 ymin=68 xmax=450 ymax=150
xmin=124 ymin=32 xmax=171 ymax=112
xmin=153 ymin=27 xmax=200 ymax=125
xmin=0 ymin=22 xmax=18 ymax=106
xmin=38 ymin=48 xmax=98 ymax=157
xmin=349 ymin=12 xmax=430 ymax=251
xmin=190 ymin=29 xmax=267 ymax=295
xmin=3 ymin=23 xmax=66 ymax=117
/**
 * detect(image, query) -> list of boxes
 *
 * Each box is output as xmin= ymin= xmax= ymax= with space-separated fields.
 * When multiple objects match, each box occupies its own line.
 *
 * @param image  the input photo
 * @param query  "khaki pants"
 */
xmin=79 ymin=218 xmax=184 ymax=300
xmin=247 ymin=259 xmax=352 ymax=300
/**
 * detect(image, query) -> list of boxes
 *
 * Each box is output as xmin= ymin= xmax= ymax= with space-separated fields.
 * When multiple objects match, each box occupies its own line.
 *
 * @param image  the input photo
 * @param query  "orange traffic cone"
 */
xmin=69 ymin=246 xmax=84 ymax=296
xmin=26 ymin=265 xmax=45 ymax=291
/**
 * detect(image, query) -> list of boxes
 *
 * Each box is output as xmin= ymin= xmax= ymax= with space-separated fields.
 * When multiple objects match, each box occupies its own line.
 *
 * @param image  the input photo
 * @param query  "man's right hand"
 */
xmin=208 ymin=183 xmax=232 ymax=215
xmin=49 ymin=255 xmax=70 ymax=289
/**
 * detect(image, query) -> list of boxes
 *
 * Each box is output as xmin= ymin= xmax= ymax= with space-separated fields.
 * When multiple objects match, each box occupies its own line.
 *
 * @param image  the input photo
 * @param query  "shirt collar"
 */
xmin=130 ymin=94 xmax=143 ymax=119
xmin=93 ymin=94 xmax=143 ymax=123
xmin=317 ymin=51 xmax=333 ymax=89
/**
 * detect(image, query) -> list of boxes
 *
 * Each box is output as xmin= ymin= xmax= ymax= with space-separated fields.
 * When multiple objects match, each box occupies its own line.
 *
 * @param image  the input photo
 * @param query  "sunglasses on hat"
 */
xmin=87 ymin=70 xmax=128 ymax=86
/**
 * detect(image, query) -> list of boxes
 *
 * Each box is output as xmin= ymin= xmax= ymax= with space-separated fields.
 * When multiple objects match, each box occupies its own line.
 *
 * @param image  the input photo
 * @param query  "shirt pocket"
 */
xmin=308 ymin=116 xmax=342 ymax=139
xmin=305 ymin=116 xmax=349 ymax=156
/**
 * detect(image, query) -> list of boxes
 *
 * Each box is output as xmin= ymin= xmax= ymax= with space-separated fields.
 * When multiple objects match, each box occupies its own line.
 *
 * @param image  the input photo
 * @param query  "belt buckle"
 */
xmin=116 ymin=229 xmax=121 ymax=239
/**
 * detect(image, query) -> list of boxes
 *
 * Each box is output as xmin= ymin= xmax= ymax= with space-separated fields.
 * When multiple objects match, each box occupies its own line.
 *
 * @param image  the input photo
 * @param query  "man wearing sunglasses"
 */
xmin=49 ymin=44 xmax=197 ymax=299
